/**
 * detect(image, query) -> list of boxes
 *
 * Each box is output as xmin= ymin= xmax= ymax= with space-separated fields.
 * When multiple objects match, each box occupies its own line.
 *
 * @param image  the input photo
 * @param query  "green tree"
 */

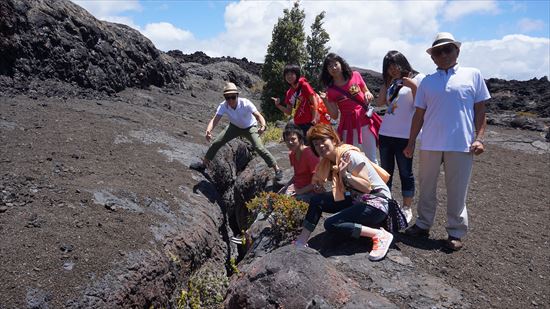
xmin=305 ymin=11 xmax=330 ymax=91
xmin=260 ymin=2 xmax=307 ymax=121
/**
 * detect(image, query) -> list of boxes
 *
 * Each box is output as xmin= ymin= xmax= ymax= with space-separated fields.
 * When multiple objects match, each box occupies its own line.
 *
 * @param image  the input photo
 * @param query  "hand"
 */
xmin=312 ymin=112 xmax=320 ymax=125
xmin=403 ymin=143 xmax=415 ymax=158
xmin=402 ymin=77 xmax=414 ymax=88
xmin=338 ymin=152 xmax=351 ymax=174
xmin=258 ymin=125 xmax=266 ymax=135
xmin=271 ymin=97 xmax=280 ymax=106
xmin=364 ymin=91 xmax=374 ymax=102
xmin=470 ymin=140 xmax=485 ymax=155
xmin=285 ymin=183 xmax=296 ymax=196
xmin=205 ymin=130 xmax=212 ymax=142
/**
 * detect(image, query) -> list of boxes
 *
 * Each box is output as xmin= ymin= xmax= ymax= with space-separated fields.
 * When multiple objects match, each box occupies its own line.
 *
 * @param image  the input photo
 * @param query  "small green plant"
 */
xmin=229 ymin=257 xmax=240 ymax=275
xmin=176 ymin=266 xmax=228 ymax=309
xmin=261 ymin=122 xmax=283 ymax=144
xmin=516 ymin=111 xmax=537 ymax=117
xmin=176 ymin=290 xmax=187 ymax=309
xmin=167 ymin=251 xmax=180 ymax=264
xmin=245 ymin=192 xmax=308 ymax=244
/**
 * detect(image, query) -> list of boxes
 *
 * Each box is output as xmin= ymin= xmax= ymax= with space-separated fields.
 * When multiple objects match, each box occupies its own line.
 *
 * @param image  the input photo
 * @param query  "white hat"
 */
xmin=426 ymin=32 xmax=461 ymax=55
xmin=223 ymin=82 xmax=239 ymax=95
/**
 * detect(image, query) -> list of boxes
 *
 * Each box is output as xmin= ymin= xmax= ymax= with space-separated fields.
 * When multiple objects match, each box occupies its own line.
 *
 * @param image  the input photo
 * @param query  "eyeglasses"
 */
xmin=224 ymin=95 xmax=237 ymax=101
xmin=431 ymin=44 xmax=456 ymax=56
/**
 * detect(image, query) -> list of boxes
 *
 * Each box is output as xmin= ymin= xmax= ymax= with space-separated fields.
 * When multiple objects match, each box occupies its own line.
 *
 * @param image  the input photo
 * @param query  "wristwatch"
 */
xmin=344 ymin=171 xmax=353 ymax=182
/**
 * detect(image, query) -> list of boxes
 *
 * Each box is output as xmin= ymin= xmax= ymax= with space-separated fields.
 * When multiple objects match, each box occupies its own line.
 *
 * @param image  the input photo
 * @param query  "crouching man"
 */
xmin=202 ymin=82 xmax=283 ymax=181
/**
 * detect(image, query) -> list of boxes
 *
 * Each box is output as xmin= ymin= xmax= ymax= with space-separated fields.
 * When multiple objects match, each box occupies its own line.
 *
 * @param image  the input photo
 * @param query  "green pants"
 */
xmin=205 ymin=123 xmax=277 ymax=168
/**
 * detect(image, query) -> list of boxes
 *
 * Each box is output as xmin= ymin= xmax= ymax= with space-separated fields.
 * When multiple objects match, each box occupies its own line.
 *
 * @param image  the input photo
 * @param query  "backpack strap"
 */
xmin=385 ymin=198 xmax=409 ymax=234
xmin=329 ymin=85 xmax=369 ymax=110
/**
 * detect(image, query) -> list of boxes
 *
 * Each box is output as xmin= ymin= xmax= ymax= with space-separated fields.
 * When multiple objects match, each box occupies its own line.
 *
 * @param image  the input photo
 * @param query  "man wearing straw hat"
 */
xmin=403 ymin=32 xmax=491 ymax=251
xmin=201 ymin=82 xmax=283 ymax=180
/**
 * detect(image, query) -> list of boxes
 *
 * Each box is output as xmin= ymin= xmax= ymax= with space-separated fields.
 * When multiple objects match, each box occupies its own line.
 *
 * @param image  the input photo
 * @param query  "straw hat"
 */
xmin=223 ymin=82 xmax=239 ymax=95
xmin=426 ymin=32 xmax=462 ymax=55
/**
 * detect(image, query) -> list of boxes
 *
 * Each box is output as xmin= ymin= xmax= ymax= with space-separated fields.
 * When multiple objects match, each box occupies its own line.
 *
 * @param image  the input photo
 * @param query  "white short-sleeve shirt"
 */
xmin=379 ymin=73 xmax=425 ymax=139
xmin=347 ymin=151 xmax=391 ymax=199
xmin=215 ymin=97 xmax=258 ymax=129
xmin=415 ymin=65 xmax=491 ymax=152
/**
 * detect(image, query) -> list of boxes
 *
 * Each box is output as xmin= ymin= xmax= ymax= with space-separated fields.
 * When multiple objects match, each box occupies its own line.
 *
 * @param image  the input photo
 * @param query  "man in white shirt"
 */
xmin=202 ymin=82 xmax=283 ymax=180
xmin=403 ymin=32 xmax=491 ymax=251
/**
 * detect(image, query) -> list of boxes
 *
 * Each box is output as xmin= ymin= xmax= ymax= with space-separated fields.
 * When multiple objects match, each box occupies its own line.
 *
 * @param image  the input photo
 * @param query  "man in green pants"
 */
xmin=202 ymin=82 xmax=283 ymax=180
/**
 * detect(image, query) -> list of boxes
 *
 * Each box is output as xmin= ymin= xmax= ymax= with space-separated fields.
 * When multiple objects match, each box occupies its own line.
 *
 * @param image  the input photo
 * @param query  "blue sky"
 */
xmin=73 ymin=0 xmax=550 ymax=80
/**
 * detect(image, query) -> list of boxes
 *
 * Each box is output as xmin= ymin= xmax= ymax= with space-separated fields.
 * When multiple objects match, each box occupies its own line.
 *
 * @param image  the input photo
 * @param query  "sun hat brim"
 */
xmin=426 ymin=40 xmax=461 ymax=55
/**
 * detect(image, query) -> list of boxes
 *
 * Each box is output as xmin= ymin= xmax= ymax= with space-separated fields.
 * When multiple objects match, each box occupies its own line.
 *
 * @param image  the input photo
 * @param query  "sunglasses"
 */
xmin=224 ymin=95 xmax=238 ymax=101
xmin=431 ymin=44 xmax=456 ymax=56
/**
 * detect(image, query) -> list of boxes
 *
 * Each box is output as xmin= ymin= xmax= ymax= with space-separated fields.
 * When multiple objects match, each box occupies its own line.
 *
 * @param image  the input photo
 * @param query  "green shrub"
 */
xmin=176 ymin=266 xmax=228 ymax=309
xmin=516 ymin=111 xmax=537 ymax=117
xmin=261 ymin=123 xmax=283 ymax=144
xmin=229 ymin=257 xmax=240 ymax=275
xmin=245 ymin=192 xmax=308 ymax=244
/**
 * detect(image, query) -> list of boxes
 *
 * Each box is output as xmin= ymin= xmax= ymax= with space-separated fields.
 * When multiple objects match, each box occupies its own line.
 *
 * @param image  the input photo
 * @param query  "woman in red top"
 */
xmin=272 ymin=64 xmax=320 ymax=138
xmin=281 ymin=122 xmax=319 ymax=202
xmin=319 ymin=53 xmax=379 ymax=164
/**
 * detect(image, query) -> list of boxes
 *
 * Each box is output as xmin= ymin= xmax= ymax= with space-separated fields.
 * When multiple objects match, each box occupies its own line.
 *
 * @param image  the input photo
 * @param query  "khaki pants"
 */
xmin=205 ymin=123 xmax=277 ymax=168
xmin=416 ymin=150 xmax=473 ymax=238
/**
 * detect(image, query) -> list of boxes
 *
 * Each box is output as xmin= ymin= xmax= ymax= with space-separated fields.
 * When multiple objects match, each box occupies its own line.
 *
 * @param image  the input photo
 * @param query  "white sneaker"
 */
xmin=368 ymin=228 xmax=393 ymax=261
xmin=402 ymin=206 xmax=413 ymax=224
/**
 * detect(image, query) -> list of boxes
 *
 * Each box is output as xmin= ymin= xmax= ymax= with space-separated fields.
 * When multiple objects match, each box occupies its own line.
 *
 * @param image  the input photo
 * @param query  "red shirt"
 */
xmin=289 ymin=147 xmax=319 ymax=189
xmin=284 ymin=77 xmax=315 ymax=125
xmin=327 ymin=71 xmax=373 ymax=144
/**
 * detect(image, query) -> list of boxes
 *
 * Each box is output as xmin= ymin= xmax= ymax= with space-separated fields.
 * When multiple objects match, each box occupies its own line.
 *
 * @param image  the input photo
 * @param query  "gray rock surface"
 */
xmin=226 ymin=217 xmax=468 ymax=309
xmin=225 ymin=246 xmax=397 ymax=309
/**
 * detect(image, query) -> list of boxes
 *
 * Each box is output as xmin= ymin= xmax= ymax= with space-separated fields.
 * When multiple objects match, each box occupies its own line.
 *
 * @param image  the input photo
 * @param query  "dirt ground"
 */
xmin=0 ymin=89 xmax=211 ymax=308
xmin=393 ymin=126 xmax=550 ymax=308
xmin=0 ymin=89 xmax=549 ymax=308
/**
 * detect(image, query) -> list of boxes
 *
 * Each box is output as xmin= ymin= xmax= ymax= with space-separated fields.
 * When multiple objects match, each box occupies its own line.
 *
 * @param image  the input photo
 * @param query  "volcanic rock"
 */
xmin=0 ymin=0 xmax=549 ymax=308
xmin=0 ymin=0 xmax=185 ymax=94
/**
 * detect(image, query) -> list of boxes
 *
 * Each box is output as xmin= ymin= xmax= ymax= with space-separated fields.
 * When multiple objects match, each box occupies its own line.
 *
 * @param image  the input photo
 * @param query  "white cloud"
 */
xmin=72 ymin=0 xmax=141 ymax=17
xmin=517 ymin=18 xmax=546 ymax=33
xmin=458 ymin=35 xmax=550 ymax=80
xmin=71 ymin=0 xmax=548 ymax=80
xmin=140 ymin=22 xmax=195 ymax=51
xmin=101 ymin=16 xmax=141 ymax=30
xmin=442 ymin=0 xmax=498 ymax=21
xmin=71 ymin=0 xmax=142 ymax=31
xmin=205 ymin=1 xmax=289 ymax=59
xmin=298 ymin=1 xmax=444 ymax=73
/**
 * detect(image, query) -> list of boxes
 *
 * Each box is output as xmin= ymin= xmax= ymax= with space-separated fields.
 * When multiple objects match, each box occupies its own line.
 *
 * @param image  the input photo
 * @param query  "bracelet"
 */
xmin=475 ymin=139 xmax=484 ymax=145
xmin=344 ymin=171 xmax=352 ymax=182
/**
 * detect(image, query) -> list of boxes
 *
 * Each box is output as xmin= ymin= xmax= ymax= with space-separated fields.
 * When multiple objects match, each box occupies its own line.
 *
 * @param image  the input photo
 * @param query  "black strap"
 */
xmin=387 ymin=80 xmax=403 ymax=103
xmin=290 ymin=84 xmax=302 ymax=107
xmin=369 ymin=188 xmax=389 ymax=200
